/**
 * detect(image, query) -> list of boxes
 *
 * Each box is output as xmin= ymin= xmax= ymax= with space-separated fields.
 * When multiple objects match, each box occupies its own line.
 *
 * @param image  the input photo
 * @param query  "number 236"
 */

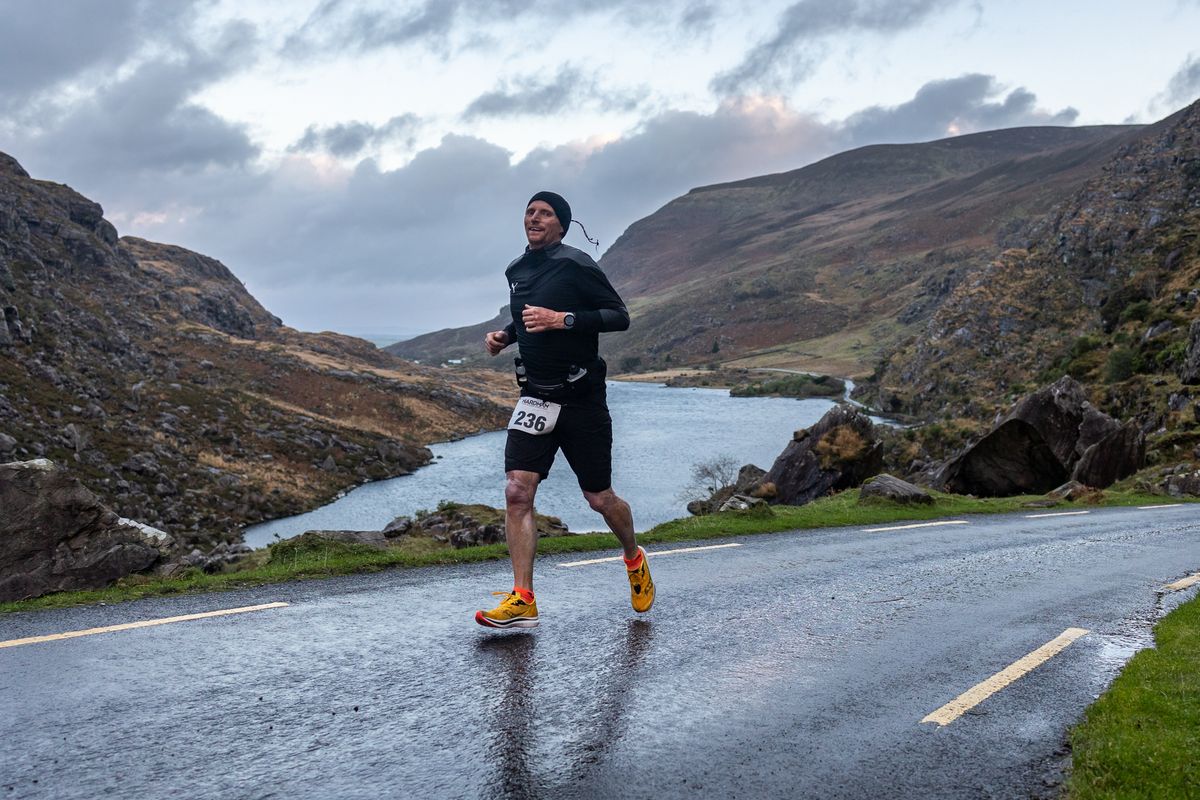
xmin=514 ymin=411 xmax=546 ymax=432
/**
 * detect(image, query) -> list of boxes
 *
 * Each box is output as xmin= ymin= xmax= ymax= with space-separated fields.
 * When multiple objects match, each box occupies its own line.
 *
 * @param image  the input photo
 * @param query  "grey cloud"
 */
xmin=680 ymin=2 xmax=718 ymax=32
xmin=0 ymin=0 xmax=207 ymax=111
xmin=1161 ymin=53 xmax=1200 ymax=108
xmin=711 ymin=0 xmax=960 ymax=96
xmin=284 ymin=0 xmax=461 ymax=57
xmin=114 ymin=97 xmax=840 ymax=332
xmin=463 ymin=66 xmax=647 ymax=120
xmin=6 ymin=19 xmax=260 ymax=198
xmin=841 ymin=74 xmax=1078 ymax=144
xmin=284 ymin=0 xmax=709 ymax=59
xmin=291 ymin=114 xmax=422 ymax=158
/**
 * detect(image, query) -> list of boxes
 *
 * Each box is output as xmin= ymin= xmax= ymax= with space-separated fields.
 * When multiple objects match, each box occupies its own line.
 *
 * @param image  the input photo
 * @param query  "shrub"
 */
xmin=1105 ymin=348 xmax=1138 ymax=382
xmin=1070 ymin=335 xmax=1103 ymax=358
xmin=1120 ymin=300 xmax=1152 ymax=323
xmin=814 ymin=426 xmax=867 ymax=469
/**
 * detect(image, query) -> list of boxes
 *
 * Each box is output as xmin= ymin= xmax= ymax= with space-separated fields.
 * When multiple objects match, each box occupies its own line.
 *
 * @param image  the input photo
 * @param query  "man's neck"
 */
xmin=528 ymin=237 xmax=563 ymax=252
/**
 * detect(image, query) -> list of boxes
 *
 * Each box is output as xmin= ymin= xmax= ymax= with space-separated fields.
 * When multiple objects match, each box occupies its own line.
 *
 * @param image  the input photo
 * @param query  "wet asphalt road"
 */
xmin=2 ymin=505 xmax=1198 ymax=800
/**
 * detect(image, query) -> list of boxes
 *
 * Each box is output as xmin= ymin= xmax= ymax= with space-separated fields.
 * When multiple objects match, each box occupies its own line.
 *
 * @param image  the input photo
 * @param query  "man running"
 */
xmin=475 ymin=190 xmax=654 ymax=629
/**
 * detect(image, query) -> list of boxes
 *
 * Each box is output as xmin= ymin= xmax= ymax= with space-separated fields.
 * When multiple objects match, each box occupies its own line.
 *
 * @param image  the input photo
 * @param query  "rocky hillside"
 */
xmin=0 ymin=152 xmax=510 ymax=550
xmin=390 ymin=305 xmax=512 ymax=367
xmin=871 ymin=99 xmax=1200 ymax=461
xmin=394 ymin=124 xmax=1138 ymax=374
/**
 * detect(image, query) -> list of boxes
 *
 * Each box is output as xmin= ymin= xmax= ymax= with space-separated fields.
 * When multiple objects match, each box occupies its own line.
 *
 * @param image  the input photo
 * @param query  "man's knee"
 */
xmin=583 ymin=487 xmax=618 ymax=514
xmin=505 ymin=472 xmax=538 ymax=510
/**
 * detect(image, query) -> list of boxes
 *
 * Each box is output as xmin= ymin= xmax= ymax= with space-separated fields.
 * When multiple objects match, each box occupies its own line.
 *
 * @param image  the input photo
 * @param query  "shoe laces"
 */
xmin=491 ymin=590 xmax=524 ymax=609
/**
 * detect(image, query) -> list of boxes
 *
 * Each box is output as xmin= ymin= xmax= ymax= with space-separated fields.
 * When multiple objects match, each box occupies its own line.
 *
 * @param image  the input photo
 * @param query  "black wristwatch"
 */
xmin=563 ymin=312 xmax=575 ymax=330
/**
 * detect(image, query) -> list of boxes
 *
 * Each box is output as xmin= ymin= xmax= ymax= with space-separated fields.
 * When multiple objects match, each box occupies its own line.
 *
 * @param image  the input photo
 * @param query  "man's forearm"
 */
xmin=573 ymin=307 xmax=630 ymax=333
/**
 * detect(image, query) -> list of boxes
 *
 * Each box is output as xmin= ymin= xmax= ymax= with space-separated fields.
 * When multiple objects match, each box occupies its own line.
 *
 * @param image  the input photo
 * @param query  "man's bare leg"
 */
xmin=505 ymin=470 xmax=542 ymax=590
xmin=583 ymin=487 xmax=638 ymax=559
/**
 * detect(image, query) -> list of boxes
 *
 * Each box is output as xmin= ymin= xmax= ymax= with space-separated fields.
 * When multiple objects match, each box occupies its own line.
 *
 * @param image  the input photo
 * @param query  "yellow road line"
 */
xmin=1025 ymin=511 xmax=1091 ymax=519
xmin=560 ymin=543 xmax=742 ymax=568
xmin=0 ymin=602 xmax=289 ymax=650
xmin=1137 ymin=504 xmax=1183 ymax=510
xmin=921 ymin=627 xmax=1089 ymax=727
xmin=862 ymin=520 xmax=969 ymax=533
xmin=1164 ymin=573 xmax=1200 ymax=592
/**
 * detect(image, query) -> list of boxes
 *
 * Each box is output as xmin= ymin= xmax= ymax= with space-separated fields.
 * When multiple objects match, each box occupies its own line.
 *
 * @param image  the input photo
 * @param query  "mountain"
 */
xmin=390 ymin=306 xmax=512 ymax=366
xmin=393 ymin=124 xmax=1138 ymax=375
xmin=0 ymin=152 xmax=509 ymax=549
xmin=870 ymin=100 xmax=1200 ymax=434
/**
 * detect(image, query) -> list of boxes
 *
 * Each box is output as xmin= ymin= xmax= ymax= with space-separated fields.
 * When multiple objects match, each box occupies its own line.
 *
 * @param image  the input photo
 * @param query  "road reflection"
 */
xmin=475 ymin=620 xmax=655 ymax=799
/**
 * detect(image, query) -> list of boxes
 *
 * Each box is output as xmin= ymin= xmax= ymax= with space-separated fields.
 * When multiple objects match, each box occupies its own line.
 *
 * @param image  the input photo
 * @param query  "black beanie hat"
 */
xmin=527 ymin=190 xmax=571 ymax=237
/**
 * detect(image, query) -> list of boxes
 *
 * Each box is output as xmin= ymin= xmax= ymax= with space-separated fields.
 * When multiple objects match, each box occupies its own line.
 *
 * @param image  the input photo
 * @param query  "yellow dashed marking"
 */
xmin=1164 ymin=573 xmax=1200 ymax=592
xmin=921 ymin=627 xmax=1089 ymax=727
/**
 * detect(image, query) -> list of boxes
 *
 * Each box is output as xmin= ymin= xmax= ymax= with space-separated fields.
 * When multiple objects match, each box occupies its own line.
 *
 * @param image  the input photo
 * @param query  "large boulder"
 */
xmin=937 ymin=419 xmax=1068 ymax=496
xmin=0 ymin=459 xmax=175 ymax=601
xmin=935 ymin=377 xmax=1143 ymax=496
xmin=1071 ymin=420 xmax=1146 ymax=488
xmin=1004 ymin=377 xmax=1119 ymax=467
xmin=763 ymin=404 xmax=883 ymax=505
xmin=859 ymin=474 xmax=934 ymax=504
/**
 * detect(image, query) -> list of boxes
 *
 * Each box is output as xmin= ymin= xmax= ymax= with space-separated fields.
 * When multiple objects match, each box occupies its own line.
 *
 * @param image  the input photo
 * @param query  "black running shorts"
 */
xmin=504 ymin=387 xmax=613 ymax=492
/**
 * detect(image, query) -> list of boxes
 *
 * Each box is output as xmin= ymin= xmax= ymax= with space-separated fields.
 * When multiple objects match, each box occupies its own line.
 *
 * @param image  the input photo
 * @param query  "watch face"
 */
xmin=565 ymin=313 xmax=575 ymax=328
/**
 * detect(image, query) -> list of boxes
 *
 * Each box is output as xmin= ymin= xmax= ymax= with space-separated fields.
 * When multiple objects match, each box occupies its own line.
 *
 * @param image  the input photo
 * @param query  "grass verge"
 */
xmin=1067 ymin=593 xmax=1200 ymax=798
xmin=0 ymin=488 xmax=1187 ymax=614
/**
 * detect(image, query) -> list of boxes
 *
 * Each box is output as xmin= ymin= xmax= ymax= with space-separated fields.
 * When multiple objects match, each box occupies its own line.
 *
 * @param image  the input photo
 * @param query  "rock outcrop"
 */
xmin=685 ymin=463 xmax=770 ymax=516
xmin=936 ymin=377 xmax=1144 ymax=496
xmin=1163 ymin=469 xmax=1200 ymax=497
xmin=0 ymin=150 xmax=509 ymax=552
xmin=763 ymin=405 xmax=883 ymax=506
xmin=0 ymin=459 xmax=173 ymax=601
xmin=298 ymin=503 xmax=573 ymax=551
xmin=874 ymin=99 xmax=1200 ymax=430
xmin=859 ymin=474 xmax=933 ymax=504
xmin=1182 ymin=320 xmax=1200 ymax=385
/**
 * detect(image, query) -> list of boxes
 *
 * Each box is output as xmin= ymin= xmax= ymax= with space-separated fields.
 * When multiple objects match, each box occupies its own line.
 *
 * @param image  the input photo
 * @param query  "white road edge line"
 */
xmin=862 ymin=520 xmax=969 ymax=533
xmin=1137 ymin=504 xmax=1184 ymax=510
xmin=0 ymin=601 xmax=290 ymax=650
xmin=560 ymin=542 xmax=742 ymax=568
xmin=1164 ymin=573 xmax=1200 ymax=592
xmin=1025 ymin=511 xmax=1091 ymax=519
xmin=920 ymin=627 xmax=1089 ymax=727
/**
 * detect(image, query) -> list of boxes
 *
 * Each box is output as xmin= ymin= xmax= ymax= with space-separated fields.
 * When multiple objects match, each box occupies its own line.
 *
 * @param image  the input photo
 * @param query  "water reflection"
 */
xmin=476 ymin=633 xmax=539 ymax=800
xmin=474 ymin=621 xmax=655 ymax=799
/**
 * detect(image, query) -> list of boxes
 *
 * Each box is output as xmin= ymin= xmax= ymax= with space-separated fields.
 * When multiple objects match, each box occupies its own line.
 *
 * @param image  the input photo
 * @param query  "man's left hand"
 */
xmin=522 ymin=305 xmax=566 ymax=333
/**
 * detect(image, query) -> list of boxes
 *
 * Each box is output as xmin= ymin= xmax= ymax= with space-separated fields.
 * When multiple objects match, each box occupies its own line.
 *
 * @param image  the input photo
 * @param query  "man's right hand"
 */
xmin=484 ymin=330 xmax=510 ymax=356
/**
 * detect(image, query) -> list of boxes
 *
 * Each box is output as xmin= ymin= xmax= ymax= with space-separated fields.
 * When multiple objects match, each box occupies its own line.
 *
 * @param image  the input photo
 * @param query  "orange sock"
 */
xmin=513 ymin=587 xmax=535 ymax=603
xmin=623 ymin=550 xmax=643 ymax=570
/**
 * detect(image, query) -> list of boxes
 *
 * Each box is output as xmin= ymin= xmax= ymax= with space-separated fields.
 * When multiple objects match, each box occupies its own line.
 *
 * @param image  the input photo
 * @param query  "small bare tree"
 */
xmin=678 ymin=453 xmax=741 ymax=503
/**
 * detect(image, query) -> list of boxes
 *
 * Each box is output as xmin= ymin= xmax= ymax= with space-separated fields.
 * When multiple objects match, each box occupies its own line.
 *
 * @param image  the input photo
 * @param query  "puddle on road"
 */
xmin=1085 ymin=629 xmax=1155 ymax=695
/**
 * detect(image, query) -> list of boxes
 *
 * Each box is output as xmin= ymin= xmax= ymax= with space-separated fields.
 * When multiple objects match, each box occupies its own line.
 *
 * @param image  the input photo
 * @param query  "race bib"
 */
xmin=507 ymin=396 xmax=562 ymax=435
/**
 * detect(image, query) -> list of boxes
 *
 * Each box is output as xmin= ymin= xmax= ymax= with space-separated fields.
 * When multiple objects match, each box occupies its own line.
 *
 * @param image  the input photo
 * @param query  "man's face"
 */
xmin=524 ymin=200 xmax=563 ymax=249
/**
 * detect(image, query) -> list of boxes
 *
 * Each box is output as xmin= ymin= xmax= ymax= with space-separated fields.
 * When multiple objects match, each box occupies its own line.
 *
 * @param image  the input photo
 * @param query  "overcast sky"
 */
xmin=2 ymin=0 xmax=1199 ymax=339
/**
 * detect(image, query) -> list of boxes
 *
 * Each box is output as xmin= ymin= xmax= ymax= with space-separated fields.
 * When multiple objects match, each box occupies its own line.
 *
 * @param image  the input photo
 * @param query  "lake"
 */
xmin=242 ymin=381 xmax=846 ymax=548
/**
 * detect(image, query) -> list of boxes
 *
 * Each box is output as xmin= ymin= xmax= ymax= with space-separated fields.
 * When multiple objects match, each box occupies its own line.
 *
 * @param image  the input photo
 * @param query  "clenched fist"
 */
xmin=521 ymin=304 xmax=566 ymax=333
xmin=484 ymin=330 xmax=510 ymax=356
